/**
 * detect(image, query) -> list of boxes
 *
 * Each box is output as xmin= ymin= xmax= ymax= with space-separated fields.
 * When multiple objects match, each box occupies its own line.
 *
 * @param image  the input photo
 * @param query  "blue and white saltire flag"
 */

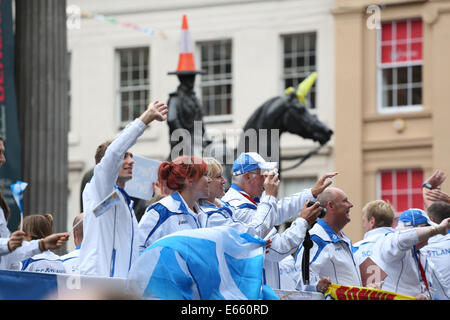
xmin=126 ymin=226 xmax=279 ymax=300
xmin=10 ymin=180 xmax=27 ymax=213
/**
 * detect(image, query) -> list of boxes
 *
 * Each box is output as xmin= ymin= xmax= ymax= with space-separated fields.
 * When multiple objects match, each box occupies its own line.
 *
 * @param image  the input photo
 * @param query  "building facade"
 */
xmin=334 ymin=0 xmax=450 ymax=240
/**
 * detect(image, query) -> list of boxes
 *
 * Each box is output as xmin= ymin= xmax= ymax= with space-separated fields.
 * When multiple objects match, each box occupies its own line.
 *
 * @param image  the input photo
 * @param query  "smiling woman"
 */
xmin=138 ymin=155 xmax=210 ymax=250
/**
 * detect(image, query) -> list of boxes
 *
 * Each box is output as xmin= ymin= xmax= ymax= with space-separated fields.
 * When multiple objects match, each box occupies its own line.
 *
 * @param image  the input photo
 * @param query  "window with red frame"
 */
xmin=379 ymin=169 xmax=424 ymax=213
xmin=378 ymin=19 xmax=423 ymax=111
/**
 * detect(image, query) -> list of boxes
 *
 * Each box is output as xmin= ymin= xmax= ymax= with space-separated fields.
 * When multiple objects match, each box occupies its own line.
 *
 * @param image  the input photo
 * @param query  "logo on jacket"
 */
xmin=359 ymin=257 xmax=387 ymax=288
xmin=178 ymin=219 xmax=188 ymax=225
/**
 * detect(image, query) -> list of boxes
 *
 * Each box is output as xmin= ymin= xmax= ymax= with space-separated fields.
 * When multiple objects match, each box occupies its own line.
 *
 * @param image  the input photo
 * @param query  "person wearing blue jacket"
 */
xmin=222 ymin=152 xmax=336 ymax=289
xmin=79 ymin=100 xmax=168 ymax=278
xmin=138 ymin=155 xmax=210 ymax=251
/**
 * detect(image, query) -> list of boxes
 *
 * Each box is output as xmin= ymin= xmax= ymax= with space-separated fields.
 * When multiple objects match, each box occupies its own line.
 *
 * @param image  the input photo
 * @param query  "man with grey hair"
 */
xmin=222 ymin=152 xmax=336 ymax=289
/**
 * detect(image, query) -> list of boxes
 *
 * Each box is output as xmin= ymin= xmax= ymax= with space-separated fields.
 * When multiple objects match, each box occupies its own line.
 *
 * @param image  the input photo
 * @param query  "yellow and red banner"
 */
xmin=324 ymin=283 xmax=416 ymax=300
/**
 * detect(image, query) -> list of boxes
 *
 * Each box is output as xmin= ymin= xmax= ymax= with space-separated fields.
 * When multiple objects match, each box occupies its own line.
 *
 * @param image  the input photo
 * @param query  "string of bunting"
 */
xmin=79 ymin=9 xmax=166 ymax=38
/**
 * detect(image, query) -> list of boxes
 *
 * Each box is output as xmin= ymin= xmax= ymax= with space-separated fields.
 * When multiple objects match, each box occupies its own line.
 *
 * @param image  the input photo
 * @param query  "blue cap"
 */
xmin=232 ymin=152 xmax=277 ymax=176
xmin=398 ymin=208 xmax=435 ymax=228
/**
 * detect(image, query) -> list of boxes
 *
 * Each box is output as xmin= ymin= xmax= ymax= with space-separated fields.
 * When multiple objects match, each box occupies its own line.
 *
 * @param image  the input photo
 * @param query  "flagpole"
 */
xmin=68 ymin=216 xmax=83 ymax=236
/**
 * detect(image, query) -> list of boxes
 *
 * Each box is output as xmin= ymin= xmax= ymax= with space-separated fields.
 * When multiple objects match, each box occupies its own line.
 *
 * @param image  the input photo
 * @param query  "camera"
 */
xmin=307 ymin=201 xmax=327 ymax=218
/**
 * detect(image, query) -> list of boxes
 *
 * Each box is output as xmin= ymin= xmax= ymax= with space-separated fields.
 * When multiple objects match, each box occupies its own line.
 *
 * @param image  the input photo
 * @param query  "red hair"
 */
xmin=158 ymin=156 xmax=208 ymax=191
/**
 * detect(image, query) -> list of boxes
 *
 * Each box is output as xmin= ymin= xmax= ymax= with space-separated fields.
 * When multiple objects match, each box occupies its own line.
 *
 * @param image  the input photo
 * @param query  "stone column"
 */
xmin=15 ymin=0 xmax=68 ymax=234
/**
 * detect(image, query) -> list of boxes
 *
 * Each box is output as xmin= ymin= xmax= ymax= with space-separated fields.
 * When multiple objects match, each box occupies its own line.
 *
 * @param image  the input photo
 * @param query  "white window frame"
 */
xmin=376 ymin=19 xmax=423 ymax=114
xmin=198 ymin=39 xmax=233 ymax=123
xmin=115 ymin=47 xmax=150 ymax=128
xmin=281 ymin=32 xmax=317 ymax=110
xmin=376 ymin=168 xmax=424 ymax=212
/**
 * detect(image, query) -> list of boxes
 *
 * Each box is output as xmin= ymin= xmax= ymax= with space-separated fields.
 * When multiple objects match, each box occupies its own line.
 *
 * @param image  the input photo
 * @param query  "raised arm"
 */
xmin=275 ymin=172 xmax=338 ymax=224
xmin=85 ymin=101 xmax=168 ymax=207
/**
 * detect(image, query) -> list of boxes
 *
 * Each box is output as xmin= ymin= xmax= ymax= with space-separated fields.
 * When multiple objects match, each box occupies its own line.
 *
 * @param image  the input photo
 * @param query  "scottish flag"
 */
xmin=10 ymin=181 xmax=27 ymax=212
xmin=127 ymin=226 xmax=279 ymax=300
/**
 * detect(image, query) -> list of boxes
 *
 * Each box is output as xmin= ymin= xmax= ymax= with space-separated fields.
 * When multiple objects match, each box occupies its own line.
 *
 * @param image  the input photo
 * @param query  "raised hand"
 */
xmin=263 ymin=170 xmax=280 ymax=198
xmin=311 ymin=172 xmax=338 ymax=198
xmin=299 ymin=200 xmax=322 ymax=226
xmin=39 ymin=232 xmax=69 ymax=251
xmin=139 ymin=100 xmax=169 ymax=125
xmin=7 ymin=230 xmax=26 ymax=252
xmin=425 ymin=170 xmax=446 ymax=189
xmin=424 ymin=188 xmax=450 ymax=203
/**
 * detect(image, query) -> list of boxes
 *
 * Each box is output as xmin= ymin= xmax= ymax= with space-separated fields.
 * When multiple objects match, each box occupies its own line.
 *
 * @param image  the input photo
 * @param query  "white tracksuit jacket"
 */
xmin=0 ymin=208 xmax=42 ymax=270
xmin=295 ymin=218 xmax=361 ymax=288
xmin=21 ymin=250 xmax=66 ymax=274
xmin=353 ymin=227 xmax=433 ymax=297
xmin=79 ymin=119 xmax=144 ymax=278
xmin=139 ymin=192 xmax=204 ymax=252
xmin=61 ymin=244 xmax=81 ymax=274
xmin=421 ymin=233 xmax=450 ymax=300
xmin=199 ymin=194 xmax=278 ymax=239
xmin=222 ymin=184 xmax=314 ymax=289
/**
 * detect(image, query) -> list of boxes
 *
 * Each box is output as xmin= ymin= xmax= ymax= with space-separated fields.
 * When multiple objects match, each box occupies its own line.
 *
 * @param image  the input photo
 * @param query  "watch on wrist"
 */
xmin=422 ymin=182 xmax=433 ymax=189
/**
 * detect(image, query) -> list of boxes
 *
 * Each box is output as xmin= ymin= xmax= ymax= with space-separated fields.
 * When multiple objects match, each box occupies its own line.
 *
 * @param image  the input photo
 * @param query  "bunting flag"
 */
xmin=324 ymin=283 xmax=416 ymax=300
xmin=126 ymin=226 xmax=279 ymax=300
xmin=79 ymin=9 xmax=166 ymax=38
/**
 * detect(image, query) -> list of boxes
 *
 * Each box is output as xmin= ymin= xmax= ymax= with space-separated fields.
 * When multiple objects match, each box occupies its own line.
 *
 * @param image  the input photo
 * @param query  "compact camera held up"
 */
xmin=307 ymin=201 xmax=327 ymax=218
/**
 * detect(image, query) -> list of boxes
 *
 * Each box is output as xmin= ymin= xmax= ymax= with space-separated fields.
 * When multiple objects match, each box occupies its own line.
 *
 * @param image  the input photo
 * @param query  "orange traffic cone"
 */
xmin=168 ymin=14 xmax=205 ymax=75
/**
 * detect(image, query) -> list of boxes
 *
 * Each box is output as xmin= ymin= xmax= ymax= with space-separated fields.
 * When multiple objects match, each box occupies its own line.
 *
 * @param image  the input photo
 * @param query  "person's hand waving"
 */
xmin=139 ymin=100 xmax=168 ymax=125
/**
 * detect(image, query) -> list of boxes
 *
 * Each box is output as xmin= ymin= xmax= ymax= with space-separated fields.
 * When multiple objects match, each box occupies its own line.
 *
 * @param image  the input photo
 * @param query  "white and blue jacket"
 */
xmin=199 ymin=199 xmax=251 ymax=233
xmin=21 ymin=250 xmax=66 ymax=274
xmin=79 ymin=119 xmax=144 ymax=278
xmin=353 ymin=227 xmax=433 ymax=297
xmin=421 ymin=232 xmax=450 ymax=299
xmin=139 ymin=192 xmax=204 ymax=252
xmin=295 ymin=218 xmax=361 ymax=288
xmin=0 ymin=209 xmax=42 ymax=270
xmin=222 ymin=184 xmax=314 ymax=289
xmin=200 ymin=195 xmax=278 ymax=239
xmin=61 ymin=243 xmax=81 ymax=274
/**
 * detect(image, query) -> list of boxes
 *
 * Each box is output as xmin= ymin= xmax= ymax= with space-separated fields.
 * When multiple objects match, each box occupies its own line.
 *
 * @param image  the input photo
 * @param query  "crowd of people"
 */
xmin=0 ymin=100 xmax=449 ymax=300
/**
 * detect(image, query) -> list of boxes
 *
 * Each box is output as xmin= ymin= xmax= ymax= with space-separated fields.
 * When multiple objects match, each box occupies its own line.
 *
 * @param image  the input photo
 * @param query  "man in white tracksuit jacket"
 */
xmin=79 ymin=101 xmax=167 ymax=278
xmin=295 ymin=187 xmax=361 ymax=288
xmin=222 ymin=152 xmax=334 ymax=289
xmin=353 ymin=204 xmax=450 ymax=299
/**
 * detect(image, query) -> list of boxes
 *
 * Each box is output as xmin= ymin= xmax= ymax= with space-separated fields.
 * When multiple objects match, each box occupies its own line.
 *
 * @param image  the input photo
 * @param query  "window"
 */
xmin=378 ymin=168 xmax=424 ymax=213
xmin=117 ymin=47 xmax=150 ymax=126
xmin=282 ymin=33 xmax=317 ymax=109
xmin=199 ymin=40 xmax=232 ymax=119
xmin=378 ymin=19 xmax=422 ymax=112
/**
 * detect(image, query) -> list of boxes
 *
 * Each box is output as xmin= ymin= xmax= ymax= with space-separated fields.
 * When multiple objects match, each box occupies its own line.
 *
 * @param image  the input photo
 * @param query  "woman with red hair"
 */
xmin=138 ymin=155 xmax=210 ymax=251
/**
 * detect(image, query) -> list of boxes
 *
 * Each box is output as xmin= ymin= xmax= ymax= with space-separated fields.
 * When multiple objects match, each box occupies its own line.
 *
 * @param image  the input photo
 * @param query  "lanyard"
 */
xmin=414 ymin=246 xmax=430 ymax=292
xmin=231 ymin=184 xmax=258 ymax=206
xmin=239 ymin=191 xmax=258 ymax=206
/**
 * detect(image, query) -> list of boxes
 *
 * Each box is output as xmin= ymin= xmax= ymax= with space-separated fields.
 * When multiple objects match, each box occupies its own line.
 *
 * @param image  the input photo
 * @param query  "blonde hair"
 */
xmin=362 ymin=200 xmax=394 ymax=228
xmin=22 ymin=213 xmax=54 ymax=240
xmin=203 ymin=157 xmax=223 ymax=178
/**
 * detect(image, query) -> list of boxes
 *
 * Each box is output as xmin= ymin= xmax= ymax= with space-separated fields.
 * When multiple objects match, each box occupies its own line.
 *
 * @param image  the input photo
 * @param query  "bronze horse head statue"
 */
xmin=238 ymin=91 xmax=333 ymax=158
xmin=207 ymin=89 xmax=333 ymax=187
